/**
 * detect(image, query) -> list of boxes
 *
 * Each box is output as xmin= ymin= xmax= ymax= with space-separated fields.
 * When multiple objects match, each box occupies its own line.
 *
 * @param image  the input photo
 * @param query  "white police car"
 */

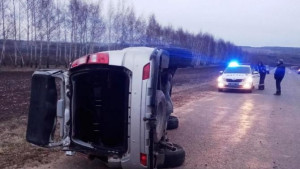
xmin=217 ymin=62 xmax=260 ymax=93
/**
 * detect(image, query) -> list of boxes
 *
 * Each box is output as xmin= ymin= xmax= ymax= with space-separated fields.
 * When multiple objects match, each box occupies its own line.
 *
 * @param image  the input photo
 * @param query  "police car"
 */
xmin=217 ymin=62 xmax=260 ymax=92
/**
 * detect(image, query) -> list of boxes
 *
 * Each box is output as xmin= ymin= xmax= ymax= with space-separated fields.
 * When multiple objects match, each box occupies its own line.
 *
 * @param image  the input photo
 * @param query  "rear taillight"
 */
xmin=88 ymin=53 xmax=109 ymax=64
xmin=140 ymin=153 xmax=147 ymax=166
xmin=70 ymin=55 xmax=88 ymax=68
xmin=70 ymin=53 xmax=109 ymax=69
xmin=142 ymin=63 xmax=150 ymax=80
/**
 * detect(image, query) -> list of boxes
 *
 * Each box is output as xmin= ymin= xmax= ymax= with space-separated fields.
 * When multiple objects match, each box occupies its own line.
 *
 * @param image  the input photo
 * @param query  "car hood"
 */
xmin=222 ymin=73 xmax=250 ymax=79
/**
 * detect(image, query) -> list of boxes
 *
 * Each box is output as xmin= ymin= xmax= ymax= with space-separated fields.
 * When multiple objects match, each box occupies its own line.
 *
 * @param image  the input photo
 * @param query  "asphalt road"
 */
xmin=169 ymin=69 xmax=300 ymax=169
xmin=26 ymin=69 xmax=300 ymax=169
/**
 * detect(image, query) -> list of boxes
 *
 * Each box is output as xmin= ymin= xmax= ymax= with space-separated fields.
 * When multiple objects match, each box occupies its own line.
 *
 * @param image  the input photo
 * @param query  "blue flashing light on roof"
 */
xmin=228 ymin=61 xmax=239 ymax=67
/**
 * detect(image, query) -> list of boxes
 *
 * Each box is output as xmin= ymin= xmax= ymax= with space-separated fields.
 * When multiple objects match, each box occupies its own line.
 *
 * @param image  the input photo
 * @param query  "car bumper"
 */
xmin=221 ymin=86 xmax=251 ymax=90
xmin=218 ymin=82 xmax=252 ymax=90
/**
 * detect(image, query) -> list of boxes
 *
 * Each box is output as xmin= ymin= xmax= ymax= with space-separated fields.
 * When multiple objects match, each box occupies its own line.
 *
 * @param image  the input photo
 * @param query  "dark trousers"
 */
xmin=259 ymin=73 xmax=266 ymax=90
xmin=276 ymin=78 xmax=283 ymax=93
xmin=259 ymin=73 xmax=266 ymax=85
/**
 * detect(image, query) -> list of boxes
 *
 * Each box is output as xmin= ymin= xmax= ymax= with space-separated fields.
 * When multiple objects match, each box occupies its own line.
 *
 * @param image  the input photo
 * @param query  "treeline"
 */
xmin=0 ymin=0 xmax=244 ymax=68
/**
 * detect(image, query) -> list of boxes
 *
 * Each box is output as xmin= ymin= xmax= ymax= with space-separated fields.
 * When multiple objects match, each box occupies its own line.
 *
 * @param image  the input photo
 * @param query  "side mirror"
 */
xmin=219 ymin=71 xmax=223 ymax=75
xmin=253 ymin=71 xmax=259 ymax=74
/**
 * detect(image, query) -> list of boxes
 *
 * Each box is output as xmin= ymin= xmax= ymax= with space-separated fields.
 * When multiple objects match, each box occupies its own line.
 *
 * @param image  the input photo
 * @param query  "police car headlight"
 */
xmin=217 ymin=76 xmax=224 ymax=82
xmin=218 ymin=82 xmax=225 ymax=88
xmin=243 ymin=83 xmax=251 ymax=89
xmin=245 ymin=76 xmax=253 ymax=83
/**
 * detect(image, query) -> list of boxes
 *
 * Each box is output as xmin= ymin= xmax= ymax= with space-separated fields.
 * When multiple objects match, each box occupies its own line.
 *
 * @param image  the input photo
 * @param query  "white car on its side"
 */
xmin=217 ymin=63 xmax=260 ymax=93
xmin=26 ymin=47 xmax=189 ymax=169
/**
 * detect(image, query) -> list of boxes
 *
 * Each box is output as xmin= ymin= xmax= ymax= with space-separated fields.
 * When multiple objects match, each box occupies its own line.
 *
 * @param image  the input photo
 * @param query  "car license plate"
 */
xmin=228 ymin=82 xmax=239 ymax=87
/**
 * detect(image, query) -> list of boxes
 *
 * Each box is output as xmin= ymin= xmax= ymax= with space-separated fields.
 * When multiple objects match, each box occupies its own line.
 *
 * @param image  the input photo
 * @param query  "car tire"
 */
xmin=167 ymin=116 xmax=178 ymax=130
xmin=160 ymin=144 xmax=185 ymax=168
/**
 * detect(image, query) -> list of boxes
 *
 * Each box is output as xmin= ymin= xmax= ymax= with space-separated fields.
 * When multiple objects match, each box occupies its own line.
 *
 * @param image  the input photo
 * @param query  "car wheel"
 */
xmin=160 ymin=144 xmax=185 ymax=168
xmin=167 ymin=116 xmax=178 ymax=130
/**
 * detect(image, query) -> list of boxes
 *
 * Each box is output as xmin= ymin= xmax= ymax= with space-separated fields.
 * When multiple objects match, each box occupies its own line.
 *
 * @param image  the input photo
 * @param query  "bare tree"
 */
xmin=12 ymin=0 xmax=18 ymax=66
xmin=54 ymin=0 xmax=62 ymax=67
xmin=41 ymin=0 xmax=57 ymax=68
xmin=134 ymin=16 xmax=147 ymax=45
xmin=0 ymin=0 xmax=245 ymax=68
xmin=26 ymin=0 xmax=31 ymax=66
xmin=77 ymin=2 xmax=88 ymax=56
xmin=88 ymin=2 xmax=106 ymax=53
xmin=35 ymin=0 xmax=47 ymax=68
xmin=215 ymin=39 xmax=227 ymax=64
xmin=69 ymin=0 xmax=81 ymax=60
xmin=18 ymin=0 xmax=25 ymax=67
xmin=60 ymin=2 xmax=70 ymax=67
xmin=112 ymin=0 xmax=122 ymax=45
xmin=29 ymin=0 xmax=38 ymax=67
xmin=0 ymin=0 xmax=7 ymax=66
xmin=146 ymin=14 xmax=162 ymax=45
xmin=126 ymin=7 xmax=135 ymax=46
xmin=107 ymin=0 xmax=114 ymax=50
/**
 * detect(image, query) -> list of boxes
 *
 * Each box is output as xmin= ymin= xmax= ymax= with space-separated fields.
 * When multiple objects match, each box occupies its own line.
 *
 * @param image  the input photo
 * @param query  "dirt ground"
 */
xmin=0 ymin=71 xmax=62 ymax=169
xmin=0 ymin=67 xmax=221 ymax=169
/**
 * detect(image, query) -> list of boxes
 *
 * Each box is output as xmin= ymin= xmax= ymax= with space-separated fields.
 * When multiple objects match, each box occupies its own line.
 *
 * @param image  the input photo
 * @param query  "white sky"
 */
xmin=121 ymin=0 xmax=300 ymax=47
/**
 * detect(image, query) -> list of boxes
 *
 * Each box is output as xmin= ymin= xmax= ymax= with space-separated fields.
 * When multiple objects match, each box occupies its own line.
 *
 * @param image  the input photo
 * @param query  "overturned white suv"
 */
xmin=26 ymin=47 xmax=193 ymax=169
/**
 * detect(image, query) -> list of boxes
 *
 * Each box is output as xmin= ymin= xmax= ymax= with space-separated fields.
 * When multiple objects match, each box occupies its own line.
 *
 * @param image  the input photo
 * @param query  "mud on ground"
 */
xmin=0 ymin=67 xmax=221 ymax=169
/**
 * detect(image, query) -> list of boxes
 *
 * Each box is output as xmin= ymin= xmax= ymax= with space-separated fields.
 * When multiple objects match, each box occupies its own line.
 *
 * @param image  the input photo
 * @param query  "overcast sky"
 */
xmin=125 ymin=0 xmax=300 ymax=47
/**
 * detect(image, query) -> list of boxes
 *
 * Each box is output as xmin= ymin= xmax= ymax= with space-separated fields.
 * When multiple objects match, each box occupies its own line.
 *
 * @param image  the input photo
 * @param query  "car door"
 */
xmin=252 ymin=71 xmax=260 ymax=88
xmin=26 ymin=70 xmax=69 ymax=147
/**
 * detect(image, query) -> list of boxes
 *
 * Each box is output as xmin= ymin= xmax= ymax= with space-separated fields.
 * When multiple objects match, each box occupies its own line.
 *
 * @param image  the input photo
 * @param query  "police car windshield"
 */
xmin=224 ymin=67 xmax=251 ymax=74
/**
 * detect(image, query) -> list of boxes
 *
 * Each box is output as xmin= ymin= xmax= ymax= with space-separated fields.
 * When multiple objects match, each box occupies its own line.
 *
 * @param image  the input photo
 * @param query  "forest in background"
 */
xmin=242 ymin=46 xmax=300 ymax=66
xmin=0 ymin=0 xmax=245 ymax=68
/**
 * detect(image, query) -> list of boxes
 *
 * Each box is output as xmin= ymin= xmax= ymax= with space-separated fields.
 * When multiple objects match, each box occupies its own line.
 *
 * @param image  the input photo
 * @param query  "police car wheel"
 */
xmin=167 ymin=116 xmax=178 ymax=130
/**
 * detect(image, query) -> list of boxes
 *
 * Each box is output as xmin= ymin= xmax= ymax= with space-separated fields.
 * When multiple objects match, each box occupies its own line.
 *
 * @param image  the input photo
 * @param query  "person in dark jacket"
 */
xmin=274 ymin=59 xmax=285 ymax=95
xmin=258 ymin=61 xmax=267 ymax=90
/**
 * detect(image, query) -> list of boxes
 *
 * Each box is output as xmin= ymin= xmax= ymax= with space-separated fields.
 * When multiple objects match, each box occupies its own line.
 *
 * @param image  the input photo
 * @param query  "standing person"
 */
xmin=274 ymin=59 xmax=285 ymax=95
xmin=258 ymin=61 xmax=267 ymax=90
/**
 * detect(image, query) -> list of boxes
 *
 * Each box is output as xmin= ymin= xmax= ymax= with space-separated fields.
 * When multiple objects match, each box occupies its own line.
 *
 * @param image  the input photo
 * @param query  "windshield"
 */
xmin=224 ymin=67 xmax=251 ymax=74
